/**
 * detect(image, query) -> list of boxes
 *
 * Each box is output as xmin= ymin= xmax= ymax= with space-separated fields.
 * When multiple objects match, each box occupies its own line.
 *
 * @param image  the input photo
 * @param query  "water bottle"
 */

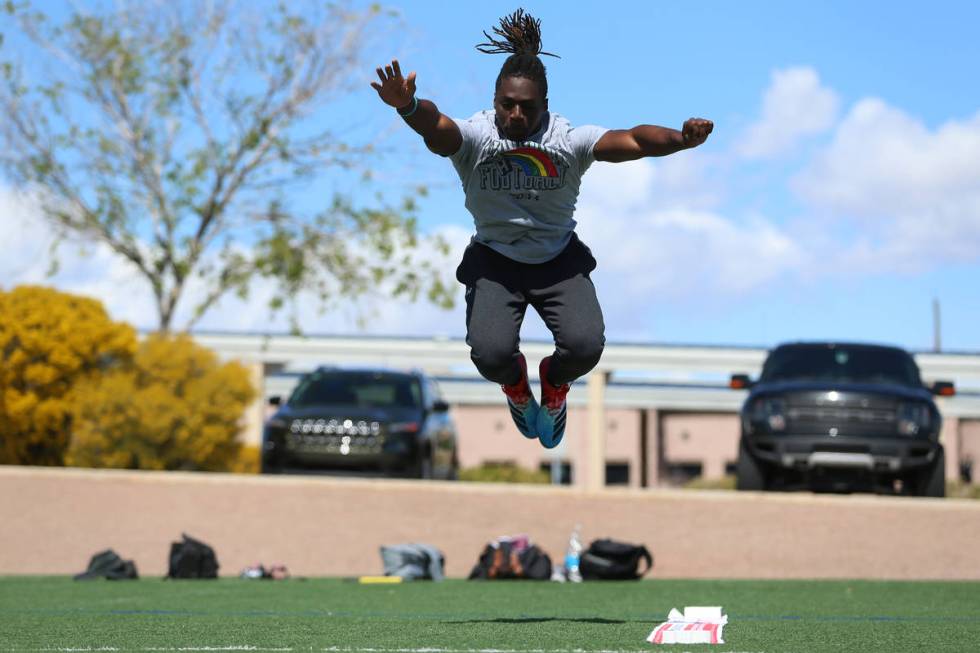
xmin=565 ymin=525 xmax=583 ymax=583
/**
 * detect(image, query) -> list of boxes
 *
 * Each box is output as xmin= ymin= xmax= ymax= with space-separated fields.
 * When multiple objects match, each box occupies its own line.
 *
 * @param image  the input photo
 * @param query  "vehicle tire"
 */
xmin=410 ymin=445 xmax=434 ymax=480
xmin=446 ymin=450 xmax=459 ymax=481
xmin=917 ymin=449 xmax=945 ymax=497
xmin=260 ymin=457 xmax=283 ymax=475
xmin=735 ymin=439 xmax=769 ymax=491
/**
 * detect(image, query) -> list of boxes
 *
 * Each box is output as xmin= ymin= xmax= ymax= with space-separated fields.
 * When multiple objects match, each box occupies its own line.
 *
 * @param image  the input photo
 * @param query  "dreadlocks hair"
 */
xmin=476 ymin=9 xmax=559 ymax=99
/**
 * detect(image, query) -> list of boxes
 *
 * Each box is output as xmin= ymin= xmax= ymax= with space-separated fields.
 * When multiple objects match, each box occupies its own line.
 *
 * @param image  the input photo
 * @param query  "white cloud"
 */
xmin=0 ymin=187 xmax=157 ymax=325
xmin=576 ymin=160 xmax=805 ymax=334
xmin=0 ymin=185 xmax=467 ymax=335
xmin=580 ymin=149 xmax=723 ymax=212
xmin=735 ymin=67 xmax=840 ymax=159
xmin=0 ymin=188 xmax=51 ymax=281
xmin=189 ymin=224 xmax=471 ymax=337
xmin=793 ymin=100 xmax=980 ymax=270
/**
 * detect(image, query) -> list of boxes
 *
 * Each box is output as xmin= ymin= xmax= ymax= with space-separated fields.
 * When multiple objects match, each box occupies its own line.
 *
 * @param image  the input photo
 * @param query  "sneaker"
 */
xmin=501 ymin=353 xmax=539 ymax=439
xmin=536 ymin=355 xmax=570 ymax=449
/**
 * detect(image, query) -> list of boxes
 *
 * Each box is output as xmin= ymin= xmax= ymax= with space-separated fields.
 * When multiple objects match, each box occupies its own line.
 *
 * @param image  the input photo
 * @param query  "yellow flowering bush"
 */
xmin=67 ymin=333 xmax=256 ymax=471
xmin=0 ymin=286 xmax=136 ymax=465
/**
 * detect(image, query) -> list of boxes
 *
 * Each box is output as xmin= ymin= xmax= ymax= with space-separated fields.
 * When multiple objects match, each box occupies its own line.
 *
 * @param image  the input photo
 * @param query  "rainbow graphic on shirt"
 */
xmin=502 ymin=147 xmax=560 ymax=178
xmin=476 ymin=145 xmax=567 ymax=192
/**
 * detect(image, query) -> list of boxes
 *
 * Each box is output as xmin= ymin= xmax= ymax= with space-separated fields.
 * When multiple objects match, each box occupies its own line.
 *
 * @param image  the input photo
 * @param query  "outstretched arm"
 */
xmin=371 ymin=59 xmax=462 ymax=157
xmin=593 ymin=118 xmax=713 ymax=163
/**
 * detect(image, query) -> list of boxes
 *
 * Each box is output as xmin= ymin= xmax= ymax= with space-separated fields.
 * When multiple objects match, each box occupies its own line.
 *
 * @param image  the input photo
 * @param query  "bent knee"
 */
xmin=560 ymin=334 xmax=605 ymax=367
xmin=468 ymin=338 xmax=520 ymax=383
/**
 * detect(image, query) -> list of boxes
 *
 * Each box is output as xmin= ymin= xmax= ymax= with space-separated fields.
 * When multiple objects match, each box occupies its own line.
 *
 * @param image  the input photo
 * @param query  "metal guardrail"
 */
xmin=200 ymin=332 xmax=980 ymax=415
xmin=264 ymin=374 xmax=746 ymax=411
xmin=193 ymin=331 xmax=773 ymax=375
xmin=263 ymin=373 xmax=980 ymax=415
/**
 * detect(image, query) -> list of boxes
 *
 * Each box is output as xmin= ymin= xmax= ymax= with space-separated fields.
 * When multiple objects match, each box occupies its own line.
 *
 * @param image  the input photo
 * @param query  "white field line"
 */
xmin=322 ymin=649 xmax=655 ymax=653
xmin=319 ymin=648 xmax=763 ymax=653
xmin=321 ymin=646 xmax=650 ymax=653
xmin=27 ymin=648 xmax=294 ymax=652
xmin=8 ymin=648 xmax=767 ymax=653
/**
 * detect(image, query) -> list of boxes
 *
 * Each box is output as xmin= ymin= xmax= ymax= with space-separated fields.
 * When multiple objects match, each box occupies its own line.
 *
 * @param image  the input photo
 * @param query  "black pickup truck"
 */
xmin=731 ymin=342 xmax=955 ymax=496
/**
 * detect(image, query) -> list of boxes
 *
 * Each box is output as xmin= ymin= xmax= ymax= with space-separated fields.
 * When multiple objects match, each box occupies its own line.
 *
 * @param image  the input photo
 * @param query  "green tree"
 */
xmin=0 ymin=1 xmax=453 ymax=332
xmin=0 ymin=285 xmax=137 ymax=465
xmin=67 ymin=332 xmax=256 ymax=471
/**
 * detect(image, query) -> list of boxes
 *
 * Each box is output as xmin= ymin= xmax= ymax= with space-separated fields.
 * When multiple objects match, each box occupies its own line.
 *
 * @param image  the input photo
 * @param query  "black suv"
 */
xmin=261 ymin=367 xmax=458 ymax=479
xmin=731 ymin=342 xmax=955 ymax=496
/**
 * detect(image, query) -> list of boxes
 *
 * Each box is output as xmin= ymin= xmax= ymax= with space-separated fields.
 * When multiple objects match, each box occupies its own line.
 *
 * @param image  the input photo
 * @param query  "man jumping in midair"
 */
xmin=372 ymin=9 xmax=712 ymax=449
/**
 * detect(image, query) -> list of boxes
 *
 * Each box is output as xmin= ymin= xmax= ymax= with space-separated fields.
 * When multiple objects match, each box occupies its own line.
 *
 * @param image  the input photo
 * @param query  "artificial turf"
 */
xmin=1 ymin=576 xmax=979 ymax=653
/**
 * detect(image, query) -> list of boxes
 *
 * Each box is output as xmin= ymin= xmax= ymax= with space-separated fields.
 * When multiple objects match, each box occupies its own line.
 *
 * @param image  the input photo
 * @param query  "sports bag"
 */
xmin=380 ymin=543 xmax=446 ymax=581
xmin=167 ymin=533 xmax=219 ymax=579
xmin=468 ymin=540 xmax=552 ymax=580
xmin=74 ymin=549 xmax=138 ymax=581
xmin=579 ymin=539 xmax=653 ymax=580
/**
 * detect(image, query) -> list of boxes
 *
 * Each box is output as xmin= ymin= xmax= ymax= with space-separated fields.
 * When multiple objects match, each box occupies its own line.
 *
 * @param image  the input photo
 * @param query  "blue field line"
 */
xmin=3 ymin=607 xmax=980 ymax=624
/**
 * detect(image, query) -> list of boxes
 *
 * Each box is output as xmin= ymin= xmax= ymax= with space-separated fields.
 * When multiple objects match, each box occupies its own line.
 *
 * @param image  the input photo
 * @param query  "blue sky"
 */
xmin=3 ymin=0 xmax=980 ymax=352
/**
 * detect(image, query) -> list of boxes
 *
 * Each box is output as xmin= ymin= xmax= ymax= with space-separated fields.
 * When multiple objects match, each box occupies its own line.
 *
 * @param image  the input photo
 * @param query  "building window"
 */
xmin=605 ymin=462 xmax=630 ymax=486
xmin=539 ymin=461 xmax=572 ymax=485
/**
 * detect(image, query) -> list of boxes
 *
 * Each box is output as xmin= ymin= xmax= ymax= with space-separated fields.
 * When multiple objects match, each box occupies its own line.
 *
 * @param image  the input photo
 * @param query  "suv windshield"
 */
xmin=288 ymin=371 xmax=422 ymax=408
xmin=760 ymin=345 xmax=922 ymax=387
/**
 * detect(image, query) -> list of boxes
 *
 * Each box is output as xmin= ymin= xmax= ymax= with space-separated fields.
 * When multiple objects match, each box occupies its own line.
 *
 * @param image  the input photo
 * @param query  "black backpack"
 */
xmin=579 ymin=539 xmax=653 ymax=580
xmin=74 ymin=549 xmax=139 ymax=581
xmin=167 ymin=534 xmax=219 ymax=579
xmin=468 ymin=541 xmax=552 ymax=580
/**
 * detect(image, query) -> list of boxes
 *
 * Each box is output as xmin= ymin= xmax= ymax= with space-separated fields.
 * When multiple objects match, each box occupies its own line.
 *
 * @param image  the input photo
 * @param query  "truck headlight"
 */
xmin=897 ymin=403 xmax=930 ymax=436
xmin=388 ymin=421 xmax=420 ymax=434
xmin=266 ymin=417 xmax=288 ymax=430
xmin=751 ymin=398 xmax=787 ymax=433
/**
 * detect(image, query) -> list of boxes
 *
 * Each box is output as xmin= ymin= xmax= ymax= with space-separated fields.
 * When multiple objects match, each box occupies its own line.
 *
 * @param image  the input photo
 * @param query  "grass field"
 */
xmin=1 ymin=577 xmax=979 ymax=653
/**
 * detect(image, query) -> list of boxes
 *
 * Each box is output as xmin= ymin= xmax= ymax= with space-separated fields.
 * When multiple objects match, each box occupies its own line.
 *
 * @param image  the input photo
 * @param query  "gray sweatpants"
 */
xmin=455 ymin=234 xmax=606 ymax=387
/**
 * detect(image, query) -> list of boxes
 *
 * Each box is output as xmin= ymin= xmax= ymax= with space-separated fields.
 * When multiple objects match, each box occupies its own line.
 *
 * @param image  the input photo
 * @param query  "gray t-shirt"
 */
xmin=450 ymin=110 xmax=607 ymax=263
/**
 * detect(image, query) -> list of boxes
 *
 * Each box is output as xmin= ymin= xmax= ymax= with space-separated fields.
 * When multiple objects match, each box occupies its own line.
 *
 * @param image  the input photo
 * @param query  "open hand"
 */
xmin=371 ymin=59 xmax=417 ymax=110
xmin=682 ymin=118 xmax=713 ymax=148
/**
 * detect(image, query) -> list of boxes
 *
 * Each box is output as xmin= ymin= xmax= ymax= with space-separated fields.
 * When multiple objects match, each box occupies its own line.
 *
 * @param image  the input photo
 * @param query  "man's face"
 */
xmin=494 ymin=76 xmax=547 ymax=141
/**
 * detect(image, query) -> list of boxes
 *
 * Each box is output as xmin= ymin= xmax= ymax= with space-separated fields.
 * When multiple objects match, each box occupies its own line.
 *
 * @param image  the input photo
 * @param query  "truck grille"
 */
xmin=286 ymin=418 xmax=384 ymax=454
xmin=786 ymin=406 xmax=897 ymax=437
xmin=289 ymin=418 xmax=382 ymax=436
xmin=788 ymin=406 xmax=894 ymax=423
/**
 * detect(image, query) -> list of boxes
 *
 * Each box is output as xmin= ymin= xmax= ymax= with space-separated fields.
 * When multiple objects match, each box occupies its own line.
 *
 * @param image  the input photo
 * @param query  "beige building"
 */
xmin=197 ymin=333 xmax=980 ymax=489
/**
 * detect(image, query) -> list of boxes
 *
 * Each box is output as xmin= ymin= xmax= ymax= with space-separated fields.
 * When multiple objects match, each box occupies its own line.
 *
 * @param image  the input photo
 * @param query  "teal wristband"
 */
xmin=397 ymin=96 xmax=419 ymax=118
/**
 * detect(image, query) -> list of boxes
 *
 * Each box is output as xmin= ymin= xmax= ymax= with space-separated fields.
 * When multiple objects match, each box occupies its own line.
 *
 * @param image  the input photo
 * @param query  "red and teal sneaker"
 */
xmin=536 ymin=355 xmax=570 ymax=449
xmin=501 ymin=353 xmax=540 ymax=439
